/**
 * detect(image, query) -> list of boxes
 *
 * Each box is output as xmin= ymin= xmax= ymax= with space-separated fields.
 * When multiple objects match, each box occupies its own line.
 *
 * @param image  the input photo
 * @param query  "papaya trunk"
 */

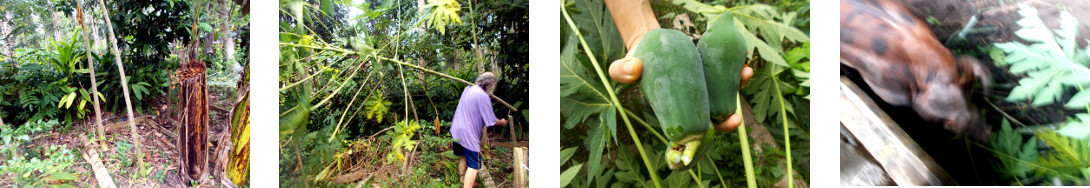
xmin=174 ymin=46 xmax=210 ymax=182
xmin=228 ymin=64 xmax=250 ymax=185
xmin=96 ymin=0 xmax=147 ymax=173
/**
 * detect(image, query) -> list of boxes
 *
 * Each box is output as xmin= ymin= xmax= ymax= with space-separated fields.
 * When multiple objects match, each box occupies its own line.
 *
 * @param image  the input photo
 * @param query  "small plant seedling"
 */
xmin=927 ymin=16 xmax=941 ymax=25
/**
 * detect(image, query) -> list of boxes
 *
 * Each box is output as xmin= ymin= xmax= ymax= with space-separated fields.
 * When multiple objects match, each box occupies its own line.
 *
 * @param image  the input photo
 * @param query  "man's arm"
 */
xmin=492 ymin=119 xmax=507 ymax=127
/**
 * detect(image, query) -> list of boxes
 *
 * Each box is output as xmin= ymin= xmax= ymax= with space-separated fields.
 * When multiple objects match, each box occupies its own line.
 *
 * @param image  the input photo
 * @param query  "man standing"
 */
xmin=450 ymin=72 xmax=507 ymax=188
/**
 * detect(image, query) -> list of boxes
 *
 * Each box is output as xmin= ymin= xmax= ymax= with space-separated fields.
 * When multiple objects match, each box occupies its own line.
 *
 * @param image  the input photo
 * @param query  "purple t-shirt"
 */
xmin=450 ymin=85 xmax=498 ymax=152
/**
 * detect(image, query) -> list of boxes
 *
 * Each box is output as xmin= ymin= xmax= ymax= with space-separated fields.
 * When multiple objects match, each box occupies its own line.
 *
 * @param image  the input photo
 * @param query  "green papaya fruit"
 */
xmin=632 ymin=28 xmax=713 ymax=170
xmin=697 ymin=13 xmax=748 ymax=124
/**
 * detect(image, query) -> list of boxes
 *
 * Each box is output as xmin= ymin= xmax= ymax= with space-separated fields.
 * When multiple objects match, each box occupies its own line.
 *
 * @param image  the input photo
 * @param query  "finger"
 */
xmin=715 ymin=114 xmax=743 ymax=132
xmin=739 ymin=66 xmax=754 ymax=88
xmin=608 ymin=57 xmax=643 ymax=84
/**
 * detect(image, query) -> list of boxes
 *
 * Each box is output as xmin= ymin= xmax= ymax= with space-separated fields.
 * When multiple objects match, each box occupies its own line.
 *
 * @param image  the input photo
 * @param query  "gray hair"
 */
xmin=475 ymin=72 xmax=498 ymax=92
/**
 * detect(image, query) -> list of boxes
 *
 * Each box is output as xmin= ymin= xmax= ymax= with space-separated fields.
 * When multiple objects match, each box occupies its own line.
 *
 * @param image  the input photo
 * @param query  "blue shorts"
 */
xmin=452 ymin=142 xmax=481 ymax=169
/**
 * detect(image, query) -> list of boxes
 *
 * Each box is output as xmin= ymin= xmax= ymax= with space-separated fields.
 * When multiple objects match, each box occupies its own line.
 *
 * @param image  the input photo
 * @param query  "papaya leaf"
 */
xmin=364 ymin=91 xmax=391 ymax=123
xmin=568 ymin=0 xmax=625 ymax=69
xmin=1032 ymin=131 xmax=1090 ymax=180
xmin=422 ymin=0 xmax=462 ymax=35
xmin=583 ymin=119 xmax=609 ymax=185
xmin=560 ymin=34 xmax=612 ymax=130
xmin=1058 ymin=113 xmax=1090 ymax=140
xmin=743 ymin=64 xmax=797 ymax=125
xmin=997 ymin=4 xmax=1090 ymax=108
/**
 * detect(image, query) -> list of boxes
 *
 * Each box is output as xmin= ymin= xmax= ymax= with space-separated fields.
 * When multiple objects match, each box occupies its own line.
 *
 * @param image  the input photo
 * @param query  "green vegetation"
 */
xmin=560 ymin=0 xmax=809 ymax=187
xmin=988 ymin=4 xmax=1090 ymax=185
xmin=0 ymin=0 xmax=247 ymax=186
xmin=278 ymin=0 xmax=528 ymax=187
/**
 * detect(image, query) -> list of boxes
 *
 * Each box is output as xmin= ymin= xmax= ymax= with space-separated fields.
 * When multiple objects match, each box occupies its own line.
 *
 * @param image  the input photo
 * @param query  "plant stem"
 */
xmin=736 ymin=94 xmax=756 ymax=188
xmin=328 ymin=66 xmax=376 ymax=142
xmin=689 ymin=169 xmax=704 ymax=188
xmin=279 ymin=42 xmax=519 ymax=112
xmin=311 ymin=58 xmax=365 ymax=111
xmin=708 ymin=153 xmax=727 ymax=188
xmin=624 ymin=109 xmax=668 ymax=144
xmin=772 ymin=66 xmax=793 ymax=188
xmin=279 ymin=52 xmax=346 ymax=93
xmin=561 ymin=2 xmax=662 ymax=187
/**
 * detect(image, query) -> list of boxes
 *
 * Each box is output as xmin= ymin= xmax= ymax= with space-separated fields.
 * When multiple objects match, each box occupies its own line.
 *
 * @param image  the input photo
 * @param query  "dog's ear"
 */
xmin=957 ymin=55 xmax=990 ymax=93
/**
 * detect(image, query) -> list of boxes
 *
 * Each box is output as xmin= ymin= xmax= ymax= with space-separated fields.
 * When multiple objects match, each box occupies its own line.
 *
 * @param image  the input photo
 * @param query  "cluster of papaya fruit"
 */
xmin=617 ymin=13 xmax=748 ymax=170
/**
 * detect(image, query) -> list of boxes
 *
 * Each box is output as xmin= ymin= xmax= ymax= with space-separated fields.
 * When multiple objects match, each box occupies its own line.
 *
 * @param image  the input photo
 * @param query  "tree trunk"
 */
xmin=1 ymin=13 xmax=13 ymax=61
xmin=51 ymin=6 xmax=62 ymax=42
xmin=76 ymin=0 xmax=108 ymax=151
xmin=174 ymin=42 xmax=211 ymax=183
xmin=228 ymin=63 xmax=249 ymax=185
xmin=96 ymin=0 xmax=147 ymax=173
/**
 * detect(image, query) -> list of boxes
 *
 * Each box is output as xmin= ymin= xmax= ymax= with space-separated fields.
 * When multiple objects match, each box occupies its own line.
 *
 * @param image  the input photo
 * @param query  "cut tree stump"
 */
xmin=513 ymin=147 xmax=528 ymax=188
xmin=79 ymin=135 xmax=117 ymax=188
xmin=173 ymin=52 xmax=210 ymax=183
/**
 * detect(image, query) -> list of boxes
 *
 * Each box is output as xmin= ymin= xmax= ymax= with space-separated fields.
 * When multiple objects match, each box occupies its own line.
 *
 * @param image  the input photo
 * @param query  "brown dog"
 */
xmin=841 ymin=0 xmax=990 ymax=140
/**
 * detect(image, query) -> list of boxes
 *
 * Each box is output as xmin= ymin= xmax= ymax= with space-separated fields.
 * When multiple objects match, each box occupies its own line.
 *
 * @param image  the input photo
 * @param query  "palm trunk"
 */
xmin=75 ymin=0 xmax=108 ymax=151
xmin=96 ymin=0 xmax=147 ymax=173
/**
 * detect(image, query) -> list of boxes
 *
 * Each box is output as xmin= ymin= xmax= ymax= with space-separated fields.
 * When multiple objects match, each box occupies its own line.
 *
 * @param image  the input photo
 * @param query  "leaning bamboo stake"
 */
xmin=277 ymin=43 xmax=518 ymax=112
xmin=96 ymin=0 xmax=147 ymax=173
xmin=75 ymin=0 xmax=107 ymax=151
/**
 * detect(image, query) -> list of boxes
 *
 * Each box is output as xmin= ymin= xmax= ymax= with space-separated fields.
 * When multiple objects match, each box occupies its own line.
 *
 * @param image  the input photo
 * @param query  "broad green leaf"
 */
xmin=422 ymin=0 xmax=462 ymax=35
xmin=560 ymin=34 xmax=612 ymax=130
xmin=743 ymin=64 xmax=798 ymax=124
xmin=560 ymin=146 xmax=579 ymax=165
xmin=63 ymin=92 xmax=76 ymax=109
xmin=998 ymin=4 xmax=1090 ymax=108
xmin=568 ymin=0 xmax=626 ymax=68
xmin=560 ymin=163 xmax=583 ymax=187
xmin=48 ymin=171 xmax=77 ymax=180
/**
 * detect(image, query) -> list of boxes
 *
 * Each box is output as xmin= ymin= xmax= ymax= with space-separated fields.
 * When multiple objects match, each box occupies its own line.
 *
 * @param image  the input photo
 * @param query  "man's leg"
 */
xmin=461 ymin=147 xmax=482 ymax=188
xmin=458 ymin=156 xmax=467 ymax=176
xmin=463 ymin=168 xmax=479 ymax=188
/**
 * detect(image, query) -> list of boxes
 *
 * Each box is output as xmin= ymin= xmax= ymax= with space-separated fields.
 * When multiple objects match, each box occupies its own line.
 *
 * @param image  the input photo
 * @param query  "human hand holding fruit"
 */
xmin=600 ymin=2 xmax=752 ymax=169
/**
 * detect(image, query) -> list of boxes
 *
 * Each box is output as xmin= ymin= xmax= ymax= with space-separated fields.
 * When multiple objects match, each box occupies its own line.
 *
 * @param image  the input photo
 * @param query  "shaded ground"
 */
xmin=322 ymin=128 xmax=527 ymax=188
xmin=32 ymin=88 xmax=239 ymax=187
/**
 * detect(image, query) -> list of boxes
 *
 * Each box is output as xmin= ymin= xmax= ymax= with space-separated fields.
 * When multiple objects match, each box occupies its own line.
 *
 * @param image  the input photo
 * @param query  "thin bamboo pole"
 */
xmin=96 ymin=0 xmax=146 ymax=172
xmin=75 ymin=0 xmax=107 ymax=151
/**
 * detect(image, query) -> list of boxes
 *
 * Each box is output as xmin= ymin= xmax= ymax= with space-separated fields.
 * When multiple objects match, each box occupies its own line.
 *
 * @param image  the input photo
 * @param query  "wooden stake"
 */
xmin=79 ymin=135 xmax=117 ymax=188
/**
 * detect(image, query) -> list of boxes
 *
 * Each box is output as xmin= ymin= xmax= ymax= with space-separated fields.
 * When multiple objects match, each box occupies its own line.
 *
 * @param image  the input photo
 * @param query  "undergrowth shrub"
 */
xmin=0 ymin=120 xmax=79 ymax=187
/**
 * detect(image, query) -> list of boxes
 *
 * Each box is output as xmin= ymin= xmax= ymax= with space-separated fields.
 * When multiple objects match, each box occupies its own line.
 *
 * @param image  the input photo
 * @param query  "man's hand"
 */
xmin=493 ymin=119 xmax=507 ymax=127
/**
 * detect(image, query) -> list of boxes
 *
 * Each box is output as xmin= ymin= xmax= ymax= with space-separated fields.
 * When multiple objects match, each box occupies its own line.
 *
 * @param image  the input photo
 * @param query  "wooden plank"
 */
xmin=513 ymin=147 xmax=528 ymax=188
xmin=839 ymin=76 xmax=957 ymax=185
xmin=78 ymin=135 xmax=117 ymax=188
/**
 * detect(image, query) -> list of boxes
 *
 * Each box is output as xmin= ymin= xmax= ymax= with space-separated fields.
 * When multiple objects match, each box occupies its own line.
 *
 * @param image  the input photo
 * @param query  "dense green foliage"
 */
xmin=989 ymin=4 xmax=1090 ymax=185
xmin=0 ymin=120 xmax=79 ymax=187
xmin=0 ymin=0 xmax=246 ymax=186
xmin=560 ymin=0 xmax=809 ymax=187
xmin=278 ymin=0 xmax=528 ymax=186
